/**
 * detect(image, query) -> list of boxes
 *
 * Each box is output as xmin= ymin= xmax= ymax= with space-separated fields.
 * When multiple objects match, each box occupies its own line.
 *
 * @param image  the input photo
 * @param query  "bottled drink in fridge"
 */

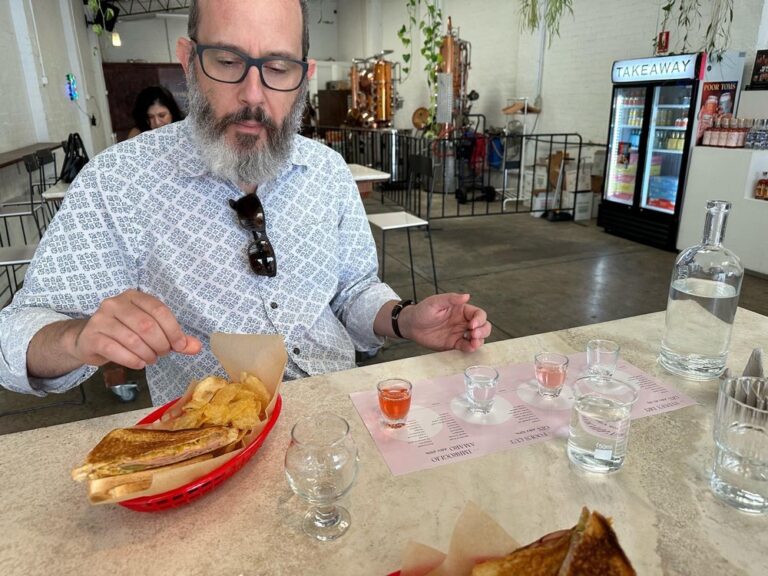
xmin=659 ymin=201 xmax=743 ymax=380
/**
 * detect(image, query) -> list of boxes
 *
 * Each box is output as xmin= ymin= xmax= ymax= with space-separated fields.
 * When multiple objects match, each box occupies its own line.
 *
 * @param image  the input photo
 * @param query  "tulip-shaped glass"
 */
xmin=285 ymin=412 xmax=359 ymax=541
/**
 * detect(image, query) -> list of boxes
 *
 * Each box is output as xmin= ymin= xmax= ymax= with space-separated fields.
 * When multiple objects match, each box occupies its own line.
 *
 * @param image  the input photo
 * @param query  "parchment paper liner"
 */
xmin=400 ymin=502 xmax=520 ymax=576
xmin=85 ymin=333 xmax=287 ymax=504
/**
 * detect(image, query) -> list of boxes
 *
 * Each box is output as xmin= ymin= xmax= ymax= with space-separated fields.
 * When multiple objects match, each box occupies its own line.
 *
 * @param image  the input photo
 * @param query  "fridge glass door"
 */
xmin=641 ymin=84 xmax=693 ymax=213
xmin=605 ymin=87 xmax=646 ymax=205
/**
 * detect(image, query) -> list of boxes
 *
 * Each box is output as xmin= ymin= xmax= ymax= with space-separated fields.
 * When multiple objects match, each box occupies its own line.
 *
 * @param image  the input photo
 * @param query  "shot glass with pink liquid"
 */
xmin=534 ymin=352 xmax=569 ymax=398
xmin=377 ymin=378 xmax=413 ymax=428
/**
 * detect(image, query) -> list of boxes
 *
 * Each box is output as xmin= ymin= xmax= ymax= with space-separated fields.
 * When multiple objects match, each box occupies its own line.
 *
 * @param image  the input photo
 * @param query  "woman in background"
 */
xmin=127 ymin=85 xmax=185 ymax=138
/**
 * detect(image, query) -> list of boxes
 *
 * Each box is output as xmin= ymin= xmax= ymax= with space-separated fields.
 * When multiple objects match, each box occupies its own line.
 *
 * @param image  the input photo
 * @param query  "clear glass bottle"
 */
xmin=659 ymin=201 xmax=743 ymax=380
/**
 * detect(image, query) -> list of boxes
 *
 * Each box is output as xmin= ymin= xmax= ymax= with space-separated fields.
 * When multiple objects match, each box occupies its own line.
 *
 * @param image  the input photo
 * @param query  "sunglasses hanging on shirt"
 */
xmin=229 ymin=193 xmax=277 ymax=277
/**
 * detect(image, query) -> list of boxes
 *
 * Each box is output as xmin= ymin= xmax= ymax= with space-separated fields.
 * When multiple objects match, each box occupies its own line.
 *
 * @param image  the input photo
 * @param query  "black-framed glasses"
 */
xmin=194 ymin=43 xmax=308 ymax=91
xmin=229 ymin=194 xmax=277 ymax=277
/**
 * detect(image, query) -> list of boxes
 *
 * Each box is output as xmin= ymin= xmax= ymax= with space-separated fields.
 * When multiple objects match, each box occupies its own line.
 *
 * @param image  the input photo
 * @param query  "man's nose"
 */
xmin=238 ymin=64 xmax=267 ymax=107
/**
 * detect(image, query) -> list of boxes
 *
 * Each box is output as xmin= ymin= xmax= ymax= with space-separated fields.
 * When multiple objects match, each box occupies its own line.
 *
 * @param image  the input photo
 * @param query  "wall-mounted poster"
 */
xmin=696 ymin=81 xmax=738 ymax=143
xmin=749 ymin=50 xmax=768 ymax=90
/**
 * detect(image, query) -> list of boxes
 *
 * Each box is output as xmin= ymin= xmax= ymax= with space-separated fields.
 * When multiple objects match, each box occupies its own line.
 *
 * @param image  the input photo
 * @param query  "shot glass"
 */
xmin=710 ymin=377 xmax=768 ymax=514
xmin=464 ymin=365 xmax=499 ymax=414
xmin=534 ymin=352 xmax=569 ymax=398
xmin=377 ymin=378 xmax=413 ymax=428
xmin=586 ymin=339 xmax=620 ymax=379
xmin=567 ymin=376 xmax=639 ymax=473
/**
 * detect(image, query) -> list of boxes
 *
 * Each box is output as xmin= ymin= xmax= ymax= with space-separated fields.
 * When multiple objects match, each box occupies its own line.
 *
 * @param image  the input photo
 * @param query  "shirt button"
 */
xmin=270 ymin=302 xmax=278 ymax=309
xmin=293 ymin=347 xmax=301 ymax=355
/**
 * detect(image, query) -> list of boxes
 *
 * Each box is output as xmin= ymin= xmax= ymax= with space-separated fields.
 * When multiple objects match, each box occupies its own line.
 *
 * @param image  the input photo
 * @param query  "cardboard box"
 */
xmin=561 ymin=191 xmax=593 ymax=221
xmin=563 ymin=165 xmax=592 ymax=192
xmin=530 ymin=190 xmax=557 ymax=216
xmin=591 ymin=175 xmax=604 ymax=195
xmin=591 ymin=149 xmax=607 ymax=177
xmin=524 ymin=168 xmax=549 ymax=192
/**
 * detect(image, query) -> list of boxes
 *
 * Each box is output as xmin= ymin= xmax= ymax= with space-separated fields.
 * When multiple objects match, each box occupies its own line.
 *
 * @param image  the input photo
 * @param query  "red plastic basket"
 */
xmin=118 ymin=394 xmax=282 ymax=512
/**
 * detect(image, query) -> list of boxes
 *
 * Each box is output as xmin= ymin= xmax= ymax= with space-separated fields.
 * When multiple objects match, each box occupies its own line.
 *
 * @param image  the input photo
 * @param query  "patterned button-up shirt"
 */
xmin=0 ymin=120 xmax=398 ymax=405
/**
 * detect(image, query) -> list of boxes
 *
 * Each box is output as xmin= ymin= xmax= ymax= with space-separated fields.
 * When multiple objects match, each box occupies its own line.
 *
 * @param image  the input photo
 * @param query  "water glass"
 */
xmin=377 ymin=378 xmax=413 ymax=428
xmin=567 ymin=376 xmax=639 ymax=473
xmin=284 ymin=413 xmax=359 ymax=541
xmin=534 ymin=352 xmax=569 ymax=398
xmin=464 ymin=365 xmax=499 ymax=414
xmin=710 ymin=377 xmax=768 ymax=514
xmin=586 ymin=339 xmax=620 ymax=379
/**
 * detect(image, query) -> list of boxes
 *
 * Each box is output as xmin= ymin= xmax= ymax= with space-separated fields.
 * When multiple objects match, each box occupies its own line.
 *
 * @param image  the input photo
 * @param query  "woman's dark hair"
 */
xmin=131 ymin=85 xmax=185 ymax=133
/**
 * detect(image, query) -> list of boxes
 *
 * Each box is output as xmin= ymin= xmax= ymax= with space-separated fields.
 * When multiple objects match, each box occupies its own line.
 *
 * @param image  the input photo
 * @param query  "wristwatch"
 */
xmin=391 ymin=299 xmax=414 ymax=339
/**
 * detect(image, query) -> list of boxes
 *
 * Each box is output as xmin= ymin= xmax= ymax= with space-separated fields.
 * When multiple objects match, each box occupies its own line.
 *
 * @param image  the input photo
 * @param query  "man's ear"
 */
xmin=176 ymin=37 xmax=193 ymax=74
xmin=306 ymin=58 xmax=317 ymax=81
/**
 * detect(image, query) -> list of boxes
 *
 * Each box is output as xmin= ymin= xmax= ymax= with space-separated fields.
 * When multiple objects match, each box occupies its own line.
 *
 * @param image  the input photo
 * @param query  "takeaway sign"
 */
xmin=612 ymin=54 xmax=697 ymax=83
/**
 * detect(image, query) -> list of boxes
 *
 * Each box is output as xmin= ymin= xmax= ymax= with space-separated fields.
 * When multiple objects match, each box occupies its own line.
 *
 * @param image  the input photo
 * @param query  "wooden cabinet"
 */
xmin=317 ymin=89 xmax=351 ymax=127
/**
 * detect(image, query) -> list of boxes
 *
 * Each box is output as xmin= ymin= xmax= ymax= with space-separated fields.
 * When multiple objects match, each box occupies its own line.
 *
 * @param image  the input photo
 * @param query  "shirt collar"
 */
xmin=173 ymin=118 xmax=310 ymax=180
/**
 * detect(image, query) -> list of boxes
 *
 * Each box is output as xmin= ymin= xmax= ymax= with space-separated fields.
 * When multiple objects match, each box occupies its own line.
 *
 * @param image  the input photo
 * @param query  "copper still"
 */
xmin=347 ymin=51 xmax=400 ymax=128
xmin=373 ymin=59 xmax=392 ymax=123
xmin=437 ymin=17 xmax=472 ymax=133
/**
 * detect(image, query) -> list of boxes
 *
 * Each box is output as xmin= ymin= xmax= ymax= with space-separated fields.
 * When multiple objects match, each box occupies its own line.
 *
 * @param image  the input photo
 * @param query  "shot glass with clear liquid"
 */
xmin=586 ymin=339 xmax=620 ymax=380
xmin=464 ymin=365 xmax=499 ymax=414
xmin=567 ymin=376 xmax=639 ymax=473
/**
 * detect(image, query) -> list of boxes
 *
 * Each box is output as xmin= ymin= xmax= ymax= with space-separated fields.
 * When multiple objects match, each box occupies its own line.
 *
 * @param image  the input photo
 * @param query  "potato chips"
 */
xmin=168 ymin=373 xmax=270 ymax=432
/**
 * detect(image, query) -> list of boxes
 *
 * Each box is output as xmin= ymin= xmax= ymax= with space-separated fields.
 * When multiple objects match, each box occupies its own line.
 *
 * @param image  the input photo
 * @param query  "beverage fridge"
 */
xmin=598 ymin=51 xmax=745 ymax=250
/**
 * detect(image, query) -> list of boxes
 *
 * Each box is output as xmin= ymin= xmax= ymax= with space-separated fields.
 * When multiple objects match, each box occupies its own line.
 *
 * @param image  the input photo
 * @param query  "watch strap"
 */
xmin=391 ymin=299 xmax=414 ymax=339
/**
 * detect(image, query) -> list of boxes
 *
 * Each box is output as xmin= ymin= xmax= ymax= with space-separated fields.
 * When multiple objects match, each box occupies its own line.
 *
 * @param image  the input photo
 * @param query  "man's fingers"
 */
xmin=101 ymin=317 xmax=160 ymax=364
xmin=446 ymin=293 xmax=471 ymax=307
xmin=455 ymin=336 xmax=484 ymax=353
xmin=124 ymin=291 xmax=189 ymax=352
xmin=80 ymin=331 xmax=150 ymax=370
xmin=179 ymin=335 xmax=203 ymax=356
xmin=464 ymin=306 xmax=488 ymax=330
xmin=80 ymin=290 xmax=199 ymax=368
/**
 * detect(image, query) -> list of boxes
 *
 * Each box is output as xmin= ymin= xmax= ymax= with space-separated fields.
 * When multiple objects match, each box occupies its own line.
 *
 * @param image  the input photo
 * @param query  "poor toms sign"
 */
xmin=612 ymin=55 xmax=697 ymax=83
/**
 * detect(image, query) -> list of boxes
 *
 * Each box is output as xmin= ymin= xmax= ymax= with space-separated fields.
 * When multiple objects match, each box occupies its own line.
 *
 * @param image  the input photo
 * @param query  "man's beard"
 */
xmin=186 ymin=64 xmax=307 ymax=186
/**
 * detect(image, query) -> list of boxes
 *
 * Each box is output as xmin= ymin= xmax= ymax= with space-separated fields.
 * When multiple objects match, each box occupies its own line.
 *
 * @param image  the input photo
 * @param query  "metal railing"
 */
xmin=315 ymin=126 xmax=605 ymax=221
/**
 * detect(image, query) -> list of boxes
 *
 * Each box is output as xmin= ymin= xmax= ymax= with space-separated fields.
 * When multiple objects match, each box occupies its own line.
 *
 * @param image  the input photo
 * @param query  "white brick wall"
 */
xmin=0 ymin=1 xmax=37 ymax=153
xmin=514 ymin=0 xmax=765 ymax=145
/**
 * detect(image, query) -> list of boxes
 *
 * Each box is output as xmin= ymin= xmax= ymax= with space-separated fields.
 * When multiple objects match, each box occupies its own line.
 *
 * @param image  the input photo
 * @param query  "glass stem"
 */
xmin=312 ymin=504 xmax=340 ymax=528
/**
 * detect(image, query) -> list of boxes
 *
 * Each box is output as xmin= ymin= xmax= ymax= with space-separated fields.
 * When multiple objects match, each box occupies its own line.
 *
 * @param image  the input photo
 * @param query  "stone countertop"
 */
xmin=347 ymin=163 xmax=391 ymax=182
xmin=1 ymin=310 xmax=766 ymax=575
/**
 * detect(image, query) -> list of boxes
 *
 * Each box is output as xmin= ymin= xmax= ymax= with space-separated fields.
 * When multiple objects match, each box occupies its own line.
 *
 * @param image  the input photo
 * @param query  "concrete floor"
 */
xmin=2 ymin=194 xmax=767 ymax=435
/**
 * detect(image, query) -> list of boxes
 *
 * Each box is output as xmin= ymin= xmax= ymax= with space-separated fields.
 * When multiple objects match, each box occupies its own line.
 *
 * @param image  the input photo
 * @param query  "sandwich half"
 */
xmin=471 ymin=508 xmax=635 ymax=576
xmin=558 ymin=509 xmax=635 ymax=576
xmin=72 ymin=426 xmax=241 ymax=481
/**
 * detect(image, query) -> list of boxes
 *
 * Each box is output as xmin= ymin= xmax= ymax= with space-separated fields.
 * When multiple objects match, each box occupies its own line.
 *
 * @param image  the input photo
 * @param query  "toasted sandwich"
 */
xmin=471 ymin=508 xmax=635 ymax=576
xmin=72 ymin=426 xmax=241 ymax=481
xmin=558 ymin=509 xmax=635 ymax=576
xmin=471 ymin=527 xmax=573 ymax=576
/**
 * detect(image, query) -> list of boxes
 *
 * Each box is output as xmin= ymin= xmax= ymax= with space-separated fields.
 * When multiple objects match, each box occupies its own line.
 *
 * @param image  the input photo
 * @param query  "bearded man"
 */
xmin=0 ymin=0 xmax=491 ymax=406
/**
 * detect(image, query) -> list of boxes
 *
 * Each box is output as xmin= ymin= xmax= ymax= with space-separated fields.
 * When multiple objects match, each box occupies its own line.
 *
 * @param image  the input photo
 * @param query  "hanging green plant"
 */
xmin=518 ymin=0 xmax=574 ymax=45
xmin=656 ymin=0 xmax=734 ymax=59
xmin=397 ymin=0 xmax=443 ymax=131
xmin=87 ymin=0 xmax=115 ymax=36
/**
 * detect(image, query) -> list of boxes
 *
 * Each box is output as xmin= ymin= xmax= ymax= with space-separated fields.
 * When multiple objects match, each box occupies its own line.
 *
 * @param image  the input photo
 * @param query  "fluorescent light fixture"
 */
xmin=111 ymin=31 xmax=122 ymax=46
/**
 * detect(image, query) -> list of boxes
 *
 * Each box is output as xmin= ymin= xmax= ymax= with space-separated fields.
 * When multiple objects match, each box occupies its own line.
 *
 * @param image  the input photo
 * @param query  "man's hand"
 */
xmin=27 ymin=290 xmax=201 ymax=378
xmin=376 ymin=293 xmax=492 ymax=353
